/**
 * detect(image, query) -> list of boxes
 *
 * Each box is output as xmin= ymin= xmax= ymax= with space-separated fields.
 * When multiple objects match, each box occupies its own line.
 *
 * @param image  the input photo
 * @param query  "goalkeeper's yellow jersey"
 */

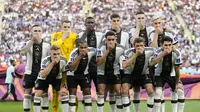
xmin=51 ymin=32 xmax=77 ymax=60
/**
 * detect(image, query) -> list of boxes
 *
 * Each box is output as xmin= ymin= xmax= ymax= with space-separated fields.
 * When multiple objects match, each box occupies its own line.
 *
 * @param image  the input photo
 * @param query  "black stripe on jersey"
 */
xmin=148 ymin=30 xmax=155 ymax=38
xmin=173 ymin=49 xmax=180 ymax=57
xmin=125 ymin=48 xmax=134 ymax=56
xmin=144 ymin=47 xmax=154 ymax=51
xmin=71 ymin=49 xmax=78 ymax=57
xmin=117 ymin=44 xmax=125 ymax=50
xmin=60 ymin=56 xmax=67 ymax=62
xmin=88 ymin=47 xmax=96 ymax=52
xmin=42 ymin=56 xmax=51 ymax=65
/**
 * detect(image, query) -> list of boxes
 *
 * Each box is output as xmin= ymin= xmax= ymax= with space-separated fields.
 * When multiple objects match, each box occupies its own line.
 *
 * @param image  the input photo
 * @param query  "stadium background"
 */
xmin=0 ymin=0 xmax=200 ymax=101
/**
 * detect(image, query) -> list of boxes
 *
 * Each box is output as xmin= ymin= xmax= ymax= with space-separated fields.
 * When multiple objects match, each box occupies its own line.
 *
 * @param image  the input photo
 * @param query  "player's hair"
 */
xmin=51 ymin=45 xmax=60 ymax=50
xmin=110 ymin=14 xmax=120 ymax=19
xmin=76 ymin=39 xmax=88 ymax=47
xmin=85 ymin=16 xmax=95 ymax=22
xmin=105 ymin=31 xmax=117 ymax=38
xmin=31 ymin=24 xmax=41 ymax=29
xmin=162 ymin=36 xmax=173 ymax=44
xmin=61 ymin=20 xmax=71 ymax=24
xmin=10 ymin=59 xmax=15 ymax=64
xmin=136 ymin=11 xmax=145 ymax=15
xmin=133 ymin=37 xmax=145 ymax=45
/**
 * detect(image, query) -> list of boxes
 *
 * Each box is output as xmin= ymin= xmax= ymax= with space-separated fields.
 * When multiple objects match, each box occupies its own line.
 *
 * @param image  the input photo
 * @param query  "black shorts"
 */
xmin=97 ymin=74 xmax=121 ymax=85
xmin=67 ymin=75 xmax=90 ymax=89
xmin=122 ymin=74 xmax=152 ymax=87
xmin=23 ymin=74 xmax=37 ymax=89
xmin=154 ymin=75 xmax=176 ymax=91
xmin=35 ymin=78 xmax=61 ymax=91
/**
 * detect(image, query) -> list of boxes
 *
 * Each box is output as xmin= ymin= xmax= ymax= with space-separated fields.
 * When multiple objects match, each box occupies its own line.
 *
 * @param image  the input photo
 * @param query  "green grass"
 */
xmin=0 ymin=100 xmax=199 ymax=112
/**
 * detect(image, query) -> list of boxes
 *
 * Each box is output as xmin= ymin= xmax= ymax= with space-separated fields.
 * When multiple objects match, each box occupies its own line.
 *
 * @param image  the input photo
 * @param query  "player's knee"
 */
xmin=24 ymin=89 xmax=32 ymax=94
xmin=155 ymin=87 xmax=162 ymax=99
xmin=177 ymin=83 xmax=184 ymax=90
xmin=177 ymin=88 xmax=185 ymax=99
xmin=122 ymin=86 xmax=129 ymax=95
xmin=35 ymin=90 xmax=43 ymax=97
xmin=83 ymin=88 xmax=91 ymax=95
xmin=147 ymin=88 xmax=154 ymax=96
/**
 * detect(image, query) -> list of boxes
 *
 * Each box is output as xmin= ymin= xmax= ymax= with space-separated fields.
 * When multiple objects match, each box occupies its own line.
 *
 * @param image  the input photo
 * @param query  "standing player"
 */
xmin=51 ymin=20 xmax=77 ymax=112
xmin=78 ymin=16 xmax=103 ymax=94
xmin=33 ymin=45 xmax=68 ymax=112
xmin=67 ymin=39 xmax=95 ymax=112
xmin=150 ymin=37 xmax=182 ymax=112
xmin=122 ymin=38 xmax=154 ymax=112
xmin=129 ymin=11 xmax=154 ymax=46
xmin=149 ymin=15 xmax=185 ymax=112
xmin=96 ymin=31 xmax=124 ymax=112
xmin=129 ymin=11 xmax=154 ymax=111
xmin=21 ymin=25 xmax=50 ymax=112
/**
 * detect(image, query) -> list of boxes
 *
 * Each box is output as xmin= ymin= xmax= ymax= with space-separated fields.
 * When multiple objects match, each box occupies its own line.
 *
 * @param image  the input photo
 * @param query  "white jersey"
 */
xmin=103 ymin=30 xmax=130 ymax=49
xmin=149 ymin=29 xmax=178 ymax=47
xmin=129 ymin=26 xmax=154 ymax=47
xmin=67 ymin=47 xmax=96 ymax=76
xmin=153 ymin=48 xmax=182 ymax=76
xmin=78 ymin=31 xmax=103 ymax=48
xmin=38 ymin=56 xmax=68 ymax=80
xmin=97 ymin=44 xmax=125 ymax=76
xmin=123 ymin=47 xmax=155 ymax=75
xmin=23 ymin=41 xmax=50 ymax=75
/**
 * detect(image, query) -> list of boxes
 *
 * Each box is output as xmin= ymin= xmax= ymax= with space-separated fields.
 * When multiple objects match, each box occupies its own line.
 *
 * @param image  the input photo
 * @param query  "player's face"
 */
xmin=136 ymin=14 xmax=146 ymax=25
xmin=152 ymin=18 xmax=163 ymax=28
xmin=85 ymin=19 xmax=95 ymax=31
xmin=31 ymin=26 xmax=42 ymax=39
xmin=111 ymin=17 xmax=120 ymax=28
xmin=51 ymin=49 xmax=61 ymax=61
xmin=162 ymin=41 xmax=172 ymax=52
xmin=78 ymin=43 xmax=88 ymax=54
xmin=106 ymin=35 xmax=116 ymax=47
xmin=134 ymin=42 xmax=145 ymax=50
xmin=62 ymin=22 xmax=71 ymax=32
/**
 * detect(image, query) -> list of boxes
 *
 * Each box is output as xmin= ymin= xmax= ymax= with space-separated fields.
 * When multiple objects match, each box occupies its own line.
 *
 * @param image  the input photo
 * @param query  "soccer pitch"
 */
xmin=0 ymin=100 xmax=200 ymax=112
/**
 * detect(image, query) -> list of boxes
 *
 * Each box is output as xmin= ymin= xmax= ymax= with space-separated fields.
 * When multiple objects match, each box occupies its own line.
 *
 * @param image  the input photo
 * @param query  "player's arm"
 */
xmin=149 ymin=31 xmax=159 ymax=48
xmin=175 ymin=65 xmax=180 ymax=84
xmin=130 ymin=28 xmax=140 ymax=45
xmin=122 ymin=53 xmax=137 ymax=69
xmin=174 ymin=49 xmax=182 ymax=84
xmin=20 ymin=40 xmax=34 ymax=54
xmin=96 ymin=49 xmax=109 ymax=65
xmin=40 ymin=59 xmax=58 ymax=78
xmin=150 ymin=51 xmax=166 ymax=66
xmin=68 ymin=54 xmax=83 ymax=71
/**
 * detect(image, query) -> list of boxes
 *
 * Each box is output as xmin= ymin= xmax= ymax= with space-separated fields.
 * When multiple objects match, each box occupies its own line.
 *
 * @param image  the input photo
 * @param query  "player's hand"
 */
xmin=136 ymin=47 xmax=144 ymax=56
xmin=107 ymin=43 xmax=115 ymax=52
xmin=61 ymin=31 xmax=70 ymax=40
xmin=52 ymin=57 xmax=60 ymax=65
xmin=79 ymin=51 xmax=87 ymax=58
xmin=113 ymin=26 xmax=120 ymax=33
xmin=155 ymin=27 xmax=163 ymax=34
xmin=136 ymin=23 xmax=144 ymax=30
xmin=163 ymin=48 xmax=171 ymax=55
xmin=122 ymin=60 xmax=129 ymax=69
xmin=60 ymin=87 xmax=69 ymax=96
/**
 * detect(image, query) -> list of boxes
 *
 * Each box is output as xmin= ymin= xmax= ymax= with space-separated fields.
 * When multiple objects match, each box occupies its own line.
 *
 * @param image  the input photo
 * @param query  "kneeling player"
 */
xmin=33 ymin=45 xmax=68 ymax=112
xmin=122 ymin=38 xmax=154 ymax=112
xmin=150 ymin=37 xmax=182 ymax=112
xmin=96 ymin=31 xmax=124 ymax=112
xmin=67 ymin=39 xmax=96 ymax=112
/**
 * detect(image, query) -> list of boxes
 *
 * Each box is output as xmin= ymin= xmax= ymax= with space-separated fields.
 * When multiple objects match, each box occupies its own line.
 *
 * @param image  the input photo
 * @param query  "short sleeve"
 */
xmin=174 ymin=50 xmax=182 ymax=65
xmin=96 ymin=48 xmax=103 ymax=57
xmin=41 ymin=58 xmax=49 ymax=70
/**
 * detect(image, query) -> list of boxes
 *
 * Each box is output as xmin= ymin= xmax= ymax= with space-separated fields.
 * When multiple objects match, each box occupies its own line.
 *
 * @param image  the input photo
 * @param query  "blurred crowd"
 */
xmin=0 ymin=0 xmax=200 ymax=74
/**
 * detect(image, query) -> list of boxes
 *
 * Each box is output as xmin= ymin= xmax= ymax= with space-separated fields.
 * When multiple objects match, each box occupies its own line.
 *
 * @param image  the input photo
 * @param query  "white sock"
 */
xmin=147 ymin=94 xmax=154 ymax=112
xmin=171 ymin=91 xmax=178 ymax=112
xmin=61 ymin=95 xmax=69 ymax=112
xmin=122 ymin=94 xmax=130 ymax=112
xmin=154 ymin=87 xmax=162 ymax=112
xmin=116 ymin=95 xmax=123 ymax=112
xmin=84 ymin=95 xmax=92 ymax=112
xmin=133 ymin=92 xmax=140 ymax=112
xmin=33 ymin=96 xmax=41 ymax=112
xmin=23 ymin=94 xmax=31 ymax=112
xmin=109 ymin=93 xmax=116 ymax=112
xmin=97 ymin=95 xmax=104 ymax=112
xmin=41 ymin=93 xmax=49 ymax=112
xmin=161 ymin=91 xmax=165 ymax=112
xmin=69 ymin=95 xmax=76 ymax=112
xmin=177 ymin=89 xmax=185 ymax=112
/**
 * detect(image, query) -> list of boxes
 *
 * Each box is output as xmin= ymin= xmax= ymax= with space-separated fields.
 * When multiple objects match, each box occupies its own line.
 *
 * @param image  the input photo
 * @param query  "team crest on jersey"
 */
xmin=65 ymin=65 xmax=69 ymax=71
xmin=176 ymin=58 xmax=181 ymax=63
xmin=35 ymin=83 xmax=39 ymax=88
xmin=42 ymin=64 xmax=46 ymax=68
